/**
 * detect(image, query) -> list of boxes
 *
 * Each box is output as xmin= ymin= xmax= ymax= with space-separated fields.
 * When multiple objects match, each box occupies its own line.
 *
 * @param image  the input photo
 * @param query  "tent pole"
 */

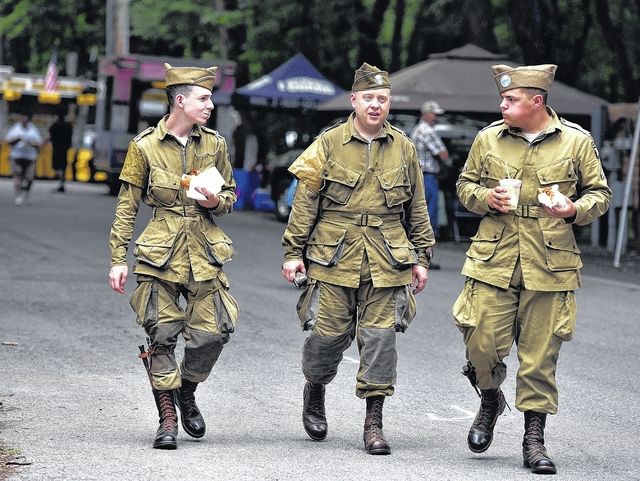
xmin=613 ymin=97 xmax=640 ymax=268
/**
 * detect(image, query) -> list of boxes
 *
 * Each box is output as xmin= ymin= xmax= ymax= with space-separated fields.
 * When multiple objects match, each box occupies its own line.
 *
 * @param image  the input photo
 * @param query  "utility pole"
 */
xmin=106 ymin=0 xmax=130 ymax=56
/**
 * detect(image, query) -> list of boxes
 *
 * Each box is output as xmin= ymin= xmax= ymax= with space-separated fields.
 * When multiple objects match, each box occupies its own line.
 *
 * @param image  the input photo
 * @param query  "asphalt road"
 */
xmin=1 ymin=179 xmax=639 ymax=481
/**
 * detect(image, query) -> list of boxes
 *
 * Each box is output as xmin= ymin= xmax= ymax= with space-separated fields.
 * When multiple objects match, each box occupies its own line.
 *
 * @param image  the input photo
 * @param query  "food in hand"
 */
xmin=537 ymin=184 xmax=567 ymax=208
xmin=180 ymin=169 xmax=200 ymax=189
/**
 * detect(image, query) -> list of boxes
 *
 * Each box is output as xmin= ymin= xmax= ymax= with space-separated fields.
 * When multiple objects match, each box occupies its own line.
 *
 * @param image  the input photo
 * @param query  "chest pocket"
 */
xmin=377 ymin=164 xmax=412 ymax=207
xmin=148 ymin=166 xmax=180 ymax=207
xmin=320 ymin=159 xmax=360 ymax=205
xmin=480 ymin=154 xmax=520 ymax=189
xmin=536 ymin=159 xmax=578 ymax=198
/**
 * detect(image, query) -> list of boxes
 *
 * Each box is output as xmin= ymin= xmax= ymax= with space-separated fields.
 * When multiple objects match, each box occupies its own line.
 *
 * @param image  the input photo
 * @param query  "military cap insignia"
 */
xmin=500 ymin=74 xmax=512 ymax=88
xmin=374 ymin=74 xmax=384 ymax=85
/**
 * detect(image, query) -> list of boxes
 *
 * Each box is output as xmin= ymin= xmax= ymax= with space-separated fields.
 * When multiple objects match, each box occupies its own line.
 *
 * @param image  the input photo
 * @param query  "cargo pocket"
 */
xmin=541 ymin=228 xmax=582 ymax=271
xmin=553 ymin=291 xmax=576 ymax=341
xmin=377 ymin=164 xmax=412 ymax=207
xmin=380 ymin=225 xmax=418 ymax=269
xmin=213 ymin=286 xmax=239 ymax=335
xmin=452 ymin=278 xmax=478 ymax=332
xmin=148 ymin=166 xmax=180 ymax=207
xmin=134 ymin=220 xmax=177 ymax=268
xmin=394 ymin=285 xmax=417 ymax=333
xmin=536 ymin=158 xmax=577 ymax=199
xmin=306 ymin=223 xmax=347 ymax=267
xmin=129 ymin=277 xmax=158 ymax=327
xmin=466 ymin=216 xmax=505 ymax=262
xmin=320 ymin=159 xmax=360 ymax=205
xmin=296 ymin=278 xmax=320 ymax=331
xmin=202 ymin=224 xmax=234 ymax=266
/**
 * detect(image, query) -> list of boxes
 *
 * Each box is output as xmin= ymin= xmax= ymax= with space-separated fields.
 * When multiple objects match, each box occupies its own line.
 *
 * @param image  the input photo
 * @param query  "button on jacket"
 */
xmin=282 ymin=114 xmax=435 ymax=288
xmin=456 ymin=108 xmax=611 ymax=291
xmin=109 ymin=115 xmax=237 ymax=284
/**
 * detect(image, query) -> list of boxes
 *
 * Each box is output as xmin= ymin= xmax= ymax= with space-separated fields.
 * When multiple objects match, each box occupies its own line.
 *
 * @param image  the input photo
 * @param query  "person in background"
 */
xmin=453 ymin=63 xmax=611 ymax=474
xmin=48 ymin=111 xmax=73 ymax=193
xmin=282 ymin=62 xmax=435 ymax=455
xmin=410 ymin=100 xmax=449 ymax=268
xmin=6 ymin=113 xmax=42 ymax=205
xmin=108 ymin=63 xmax=238 ymax=450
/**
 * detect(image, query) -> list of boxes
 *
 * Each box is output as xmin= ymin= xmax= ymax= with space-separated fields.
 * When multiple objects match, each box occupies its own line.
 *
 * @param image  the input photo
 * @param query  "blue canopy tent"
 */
xmin=233 ymin=53 xmax=344 ymax=110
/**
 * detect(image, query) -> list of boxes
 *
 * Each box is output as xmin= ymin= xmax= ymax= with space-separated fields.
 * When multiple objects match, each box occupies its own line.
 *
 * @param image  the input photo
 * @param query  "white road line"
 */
xmin=582 ymin=275 xmax=640 ymax=290
xmin=426 ymin=405 xmax=475 ymax=421
xmin=343 ymin=356 xmax=359 ymax=364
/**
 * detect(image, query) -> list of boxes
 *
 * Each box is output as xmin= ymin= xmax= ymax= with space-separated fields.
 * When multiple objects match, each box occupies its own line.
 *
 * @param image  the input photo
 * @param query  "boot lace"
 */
xmin=307 ymin=384 xmax=325 ymax=416
xmin=475 ymin=391 xmax=506 ymax=430
xmin=179 ymin=383 xmax=198 ymax=415
xmin=158 ymin=392 xmax=177 ymax=430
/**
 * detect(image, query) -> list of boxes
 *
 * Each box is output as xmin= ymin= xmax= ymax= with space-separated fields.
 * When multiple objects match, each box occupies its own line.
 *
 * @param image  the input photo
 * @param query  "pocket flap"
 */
xmin=482 ymin=154 xmax=520 ymax=181
xmin=466 ymin=217 xmax=505 ymax=261
xmin=202 ymin=224 xmax=234 ymax=266
xmin=307 ymin=224 xmax=347 ymax=247
xmin=380 ymin=226 xmax=414 ymax=248
xmin=541 ymin=229 xmax=580 ymax=254
xmin=134 ymin=225 xmax=177 ymax=268
xmin=320 ymin=159 xmax=360 ymax=187
xmin=378 ymin=165 xmax=409 ymax=190
xmin=149 ymin=166 xmax=181 ymax=190
xmin=536 ymin=159 xmax=577 ymax=185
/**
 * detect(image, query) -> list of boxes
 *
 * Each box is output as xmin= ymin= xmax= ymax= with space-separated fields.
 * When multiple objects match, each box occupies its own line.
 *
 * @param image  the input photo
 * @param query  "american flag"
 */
xmin=44 ymin=51 xmax=58 ymax=92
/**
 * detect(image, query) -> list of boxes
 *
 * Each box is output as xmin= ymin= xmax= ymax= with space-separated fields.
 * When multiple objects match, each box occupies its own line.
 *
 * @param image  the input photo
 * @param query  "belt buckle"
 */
xmin=359 ymin=214 xmax=368 ymax=226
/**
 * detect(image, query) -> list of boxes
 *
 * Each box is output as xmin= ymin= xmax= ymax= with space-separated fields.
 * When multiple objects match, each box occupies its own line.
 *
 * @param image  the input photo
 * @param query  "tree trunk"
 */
xmin=389 ymin=0 xmax=405 ymax=72
xmin=463 ymin=0 xmax=498 ymax=52
xmin=594 ymin=1 xmax=637 ymax=100
xmin=355 ymin=0 xmax=390 ymax=68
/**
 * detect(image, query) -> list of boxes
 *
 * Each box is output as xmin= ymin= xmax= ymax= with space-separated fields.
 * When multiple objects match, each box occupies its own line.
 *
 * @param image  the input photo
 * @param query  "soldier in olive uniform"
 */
xmin=108 ymin=64 xmax=238 ymax=450
xmin=453 ymin=64 xmax=611 ymax=474
xmin=281 ymin=63 xmax=435 ymax=455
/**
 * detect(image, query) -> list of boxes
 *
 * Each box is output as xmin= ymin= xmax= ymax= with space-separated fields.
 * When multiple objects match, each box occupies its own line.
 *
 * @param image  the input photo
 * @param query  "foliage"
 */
xmin=1 ymin=0 xmax=639 ymax=102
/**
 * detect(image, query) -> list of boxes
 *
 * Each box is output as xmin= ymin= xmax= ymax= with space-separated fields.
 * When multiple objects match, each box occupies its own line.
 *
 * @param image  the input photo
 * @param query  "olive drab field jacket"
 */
xmin=109 ymin=115 xmax=237 ymax=284
xmin=282 ymin=114 xmax=435 ymax=288
xmin=456 ymin=108 xmax=611 ymax=291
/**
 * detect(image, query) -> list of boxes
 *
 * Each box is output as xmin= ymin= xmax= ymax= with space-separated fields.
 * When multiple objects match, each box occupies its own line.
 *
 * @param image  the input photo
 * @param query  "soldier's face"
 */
xmin=499 ymin=88 xmax=536 ymax=128
xmin=351 ymin=89 xmax=391 ymax=136
xmin=178 ymin=86 xmax=214 ymax=125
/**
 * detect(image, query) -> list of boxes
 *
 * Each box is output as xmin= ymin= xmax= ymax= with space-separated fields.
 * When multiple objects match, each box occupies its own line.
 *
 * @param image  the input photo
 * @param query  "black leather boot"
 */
xmin=176 ymin=379 xmax=206 ymax=438
xmin=363 ymin=396 xmax=391 ymax=455
xmin=153 ymin=389 xmax=178 ymax=449
xmin=467 ymin=388 xmax=506 ymax=453
xmin=302 ymin=382 xmax=327 ymax=440
xmin=523 ymin=411 xmax=557 ymax=474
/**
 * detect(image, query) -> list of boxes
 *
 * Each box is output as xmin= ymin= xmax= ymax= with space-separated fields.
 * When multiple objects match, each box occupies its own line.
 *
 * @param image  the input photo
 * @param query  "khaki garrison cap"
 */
xmin=352 ymin=62 xmax=391 ymax=91
xmin=164 ymin=63 xmax=218 ymax=91
xmin=491 ymin=64 xmax=557 ymax=93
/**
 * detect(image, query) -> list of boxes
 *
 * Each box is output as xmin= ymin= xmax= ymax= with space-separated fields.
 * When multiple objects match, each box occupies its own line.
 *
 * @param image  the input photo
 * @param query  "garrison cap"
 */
xmin=164 ymin=63 xmax=218 ymax=91
xmin=491 ymin=64 xmax=557 ymax=93
xmin=352 ymin=62 xmax=391 ymax=91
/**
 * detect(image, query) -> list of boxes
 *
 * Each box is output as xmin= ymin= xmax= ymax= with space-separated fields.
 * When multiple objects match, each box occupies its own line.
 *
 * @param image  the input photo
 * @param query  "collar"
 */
xmin=156 ymin=115 xmax=203 ymax=141
xmin=342 ymin=112 xmax=395 ymax=145
xmin=495 ymin=107 xmax=563 ymax=138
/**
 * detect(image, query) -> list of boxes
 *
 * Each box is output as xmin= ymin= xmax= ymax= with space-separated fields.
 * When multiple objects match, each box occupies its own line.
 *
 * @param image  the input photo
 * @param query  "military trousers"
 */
xmin=453 ymin=259 xmax=576 ymax=413
xmin=130 ymin=272 xmax=238 ymax=391
xmin=296 ymin=273 xmax=416 ymax=399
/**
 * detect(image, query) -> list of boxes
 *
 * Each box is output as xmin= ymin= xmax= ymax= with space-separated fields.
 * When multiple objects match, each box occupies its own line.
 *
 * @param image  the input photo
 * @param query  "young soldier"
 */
xmin=108 ymin=63 xmax=238 ymax=449
xmin=282 ymin=63 xmax=435 ymax=455
xmin=454 ymin=64 xmax=611 ymax=474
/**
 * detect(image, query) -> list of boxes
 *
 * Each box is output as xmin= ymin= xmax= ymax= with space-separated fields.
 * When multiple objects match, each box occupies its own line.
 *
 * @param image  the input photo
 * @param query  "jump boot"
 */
xmin=363 ymin=396 xmax=391 ymax=455
xmin=176 ymin=379 xmax=206 ymax=438
xmin=152 ymin=389 xmax=178 ymax=449
xmin=522 ymin=411 xmax=557 ymax=474
xmin=302 ymin=381 xmax=327 ymax=440
xmin=467 ymin=388 xmax=506 ymax=453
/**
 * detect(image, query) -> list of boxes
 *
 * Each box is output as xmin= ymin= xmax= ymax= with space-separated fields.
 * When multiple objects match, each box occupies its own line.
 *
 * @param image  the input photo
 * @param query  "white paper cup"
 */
xmin=499 ymin=178 xmax=522 ymax=210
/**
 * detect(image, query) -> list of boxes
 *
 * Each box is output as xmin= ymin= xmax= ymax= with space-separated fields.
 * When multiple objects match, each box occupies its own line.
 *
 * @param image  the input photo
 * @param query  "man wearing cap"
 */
xmin=281 ymin=63 xmax=435 ymax=455
xmin=410 ymin=100 xmax=449 ymax=252
xmin=453 ymin=64 xmax=610 ymax=474
xmin=108 ymin=63 xmax=238 ymax=450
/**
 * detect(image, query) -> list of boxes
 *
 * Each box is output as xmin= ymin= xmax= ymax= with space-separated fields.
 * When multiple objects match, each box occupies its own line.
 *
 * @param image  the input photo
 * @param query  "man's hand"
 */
xmin=109 ymin=265 xmax=128 ymax=294
xmin=412 ymin=265 xmax=428 ymax=294
xmin=542 ymin=196 xmax=577 ymax=219
xmin=487 ymin=186 xmax=512 ymax=214
xmin=282 ymin=260 xmax=306 ymax=283
xmin=196 ymin=187 xmax=220 ymax=209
